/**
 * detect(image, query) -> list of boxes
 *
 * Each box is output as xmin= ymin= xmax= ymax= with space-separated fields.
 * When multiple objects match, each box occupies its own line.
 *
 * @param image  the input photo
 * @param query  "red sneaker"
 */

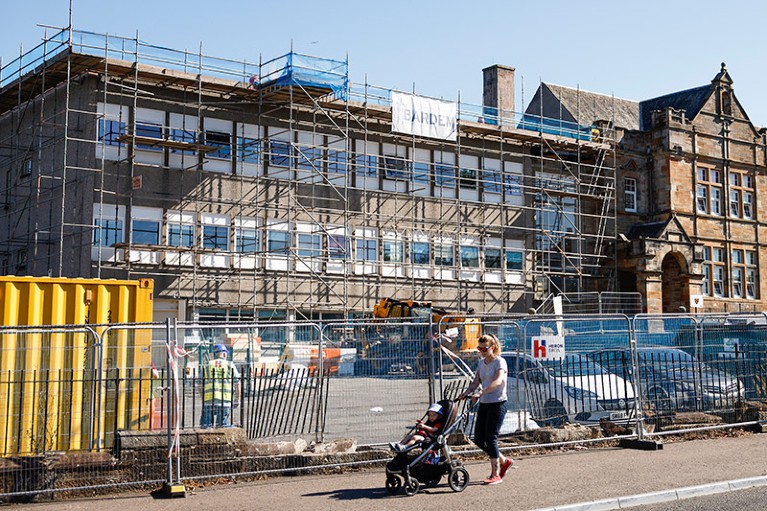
xmin=500 ymin=458 xmax=513 ymax=479
xmin=483 ymin=475 xmax=503 ymax=485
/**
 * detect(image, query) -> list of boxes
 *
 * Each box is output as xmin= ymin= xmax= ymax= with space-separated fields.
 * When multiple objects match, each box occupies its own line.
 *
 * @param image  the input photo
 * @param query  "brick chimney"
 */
xmin=482 ymin=65 xmax=515 ymax=117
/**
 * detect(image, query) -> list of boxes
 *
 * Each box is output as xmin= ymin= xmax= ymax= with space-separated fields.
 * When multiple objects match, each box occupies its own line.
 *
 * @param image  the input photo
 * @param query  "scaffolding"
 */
xmin=0 ymin=27 xmax=617 ymax=319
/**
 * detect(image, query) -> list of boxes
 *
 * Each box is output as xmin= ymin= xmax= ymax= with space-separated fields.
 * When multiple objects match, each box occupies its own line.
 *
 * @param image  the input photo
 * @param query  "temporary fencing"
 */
xmin=2 ymin=313 xmax=767 ymax=501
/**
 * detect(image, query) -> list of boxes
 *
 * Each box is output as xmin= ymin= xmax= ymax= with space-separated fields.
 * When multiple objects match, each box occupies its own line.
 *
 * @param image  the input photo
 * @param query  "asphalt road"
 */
xmin=630 ymin=485 xmax=767 ymax=510
xmin=7 ymin=432 xmax=767 ymax=511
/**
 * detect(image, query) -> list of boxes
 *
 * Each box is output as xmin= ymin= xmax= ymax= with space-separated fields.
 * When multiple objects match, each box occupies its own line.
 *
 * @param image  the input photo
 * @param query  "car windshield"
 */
xmin=541 ymin=354 xmax=606 ymax=377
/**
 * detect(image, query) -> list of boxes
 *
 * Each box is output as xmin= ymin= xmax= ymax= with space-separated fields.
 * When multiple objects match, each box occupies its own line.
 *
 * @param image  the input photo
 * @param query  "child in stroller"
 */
xmin=389 ymin=403 xmax=444 ymax=453
xmin=385 ymin=398 xmax=471 ymax=496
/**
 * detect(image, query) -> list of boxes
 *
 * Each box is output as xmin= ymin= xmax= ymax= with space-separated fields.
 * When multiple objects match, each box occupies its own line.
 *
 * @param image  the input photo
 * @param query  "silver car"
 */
xmin=503 ymin=351 xmax=636 ymax=427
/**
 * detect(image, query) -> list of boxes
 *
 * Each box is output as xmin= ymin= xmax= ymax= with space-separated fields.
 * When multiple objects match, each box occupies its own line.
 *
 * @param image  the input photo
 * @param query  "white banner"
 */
xmin=391 ymin=91 xmax=457 ymax=141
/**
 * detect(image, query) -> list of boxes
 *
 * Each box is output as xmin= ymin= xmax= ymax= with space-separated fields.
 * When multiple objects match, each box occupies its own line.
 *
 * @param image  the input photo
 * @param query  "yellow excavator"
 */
xmin=361 ymin=298 xmax=481 ymax=374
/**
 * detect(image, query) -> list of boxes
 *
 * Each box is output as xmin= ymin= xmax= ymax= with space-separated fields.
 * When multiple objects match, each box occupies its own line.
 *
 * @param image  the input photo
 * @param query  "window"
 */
xmin=728 ymin=170 xmax=754 ymax=219
xmin=355 ymin=154 xmax=378 ymax=177
xmin=411 ymin=241 xmax=430 ymax=265
xmin=413 ymin=161 xmax=430 ymax=184
xmin=237 ymin=137 xmax=260 ymax=164
xmin=135 ymin=122 xmax=163 ymax=151
xmin=460 ymin=245 xmax=480 ymax=268
xmin=696 ymin=167 xmax=722 ymax=215
xmin=383 ymin=239 xmax=403 ymax=263
xmin=434 ymin=243 xmax=454 ymax=266
xmin=732 ymin=248 xmax=758 ymax=299
xmin=624 ymin=178 xmax=637 ymax=212
xmin=482 ymin=160 xmax=501 ymax=194
xmin=704 ymin=246 xmax=727 ymax=297
xmin=297 ymin=233 xmax=322 ymax=258
xmin=504 ymin=174 xmax=522 ymax=196
xmin=98 ymin=119 xmax=126 ymax=146
xmin=269 ymin=140 xmax=291 ymax=167
xmin=383 ymin=156 xmax=409 ymax=179
xmin=696 ymin=185 xmax=708 ymax=214
xmin=328 ymin=234 xmax=350 ymax=260
xmin=702 ymin=265 xmax=711 ymax=296
xmin=328 ymin=149 xmax=347 ymax=174
xmin=730 ymin=190 xmax=741 ymax=217
xmin=356 ymin=237 xmax=377 ymax=262
xmin=19 ymin=158 xmax=32 ymax=178
xmin=711 ymin=188 xmax=722 ymax=216
xmin=435 ymin=163 xmax=455 ymax=187
xmin=94 ymin=218 xmax=123 ymax=247
xmin=132 ymin=219 xmax=160 ymax=245
xmin=168 ymin=127 xmax=196 ymax=155
xmin=297 ymin=145 xmax=323 ymax=171
xmin=506 ymin=250 xmax=524 ymax=271
xmin=267 ymin=229 xmax=290 ymax=254
xmin=744 ymin=192 xmax=754 ymax=219
xmin=459 ymin=167 xmax=476 ymax=189
xmin=205 ymin=131 xmax=231 ymax=159
xmin=485 ymin=247 xmax=502 ymax=269
xmin=168 ymin=223 xmax=194 ymax=247
xmin=202 ymin=223 xmax=229 ymax=250
xmin=235 ymin=227 xmax=259 ymax=252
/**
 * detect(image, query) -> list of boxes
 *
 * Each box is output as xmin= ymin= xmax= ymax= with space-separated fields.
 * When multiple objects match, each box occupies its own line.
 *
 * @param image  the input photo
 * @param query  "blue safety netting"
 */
xmin=259 ymin=52 xmax=349 ymax=100
xmin=517 ymin=114 xmax=594 ymax=141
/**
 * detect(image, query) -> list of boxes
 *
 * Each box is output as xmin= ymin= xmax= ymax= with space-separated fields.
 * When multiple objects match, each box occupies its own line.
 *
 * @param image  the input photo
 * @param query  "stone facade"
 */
xmin=616 ymin=65 xmax=767 ymax=312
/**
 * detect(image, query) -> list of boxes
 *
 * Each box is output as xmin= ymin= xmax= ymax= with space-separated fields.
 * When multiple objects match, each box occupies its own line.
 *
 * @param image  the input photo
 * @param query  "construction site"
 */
xmin=0 ymin=27 xmax=620 ymax=321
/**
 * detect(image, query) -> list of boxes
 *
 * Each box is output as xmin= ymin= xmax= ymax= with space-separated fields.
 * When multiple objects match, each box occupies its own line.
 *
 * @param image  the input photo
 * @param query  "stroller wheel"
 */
xmin=448 ymin=467 xmax=469 ymax=492
xmin=404 ymin=476 xmax=419 ymax=496
xmin=385 ymin=475 xmax=401 ymax=494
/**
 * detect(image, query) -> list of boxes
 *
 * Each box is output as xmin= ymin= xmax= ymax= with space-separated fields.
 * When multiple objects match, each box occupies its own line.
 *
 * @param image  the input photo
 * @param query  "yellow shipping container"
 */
xmin=0 ymin=276 xmax=154 ymax=454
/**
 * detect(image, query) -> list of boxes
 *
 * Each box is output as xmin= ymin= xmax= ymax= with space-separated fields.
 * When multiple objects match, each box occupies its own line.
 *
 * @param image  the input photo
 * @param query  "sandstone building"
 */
xmin=527 ymin=64 xmax=767 ymax=313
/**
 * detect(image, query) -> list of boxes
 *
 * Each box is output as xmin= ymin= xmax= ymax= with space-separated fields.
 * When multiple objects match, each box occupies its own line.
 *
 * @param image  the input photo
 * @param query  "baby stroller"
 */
xmin=385 ymin=398 xmax=472 ymax=496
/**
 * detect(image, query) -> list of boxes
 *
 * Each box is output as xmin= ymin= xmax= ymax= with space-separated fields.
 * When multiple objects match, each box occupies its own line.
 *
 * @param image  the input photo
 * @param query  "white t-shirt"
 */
xmin=477 ymin=356 xmax=508 ymax=404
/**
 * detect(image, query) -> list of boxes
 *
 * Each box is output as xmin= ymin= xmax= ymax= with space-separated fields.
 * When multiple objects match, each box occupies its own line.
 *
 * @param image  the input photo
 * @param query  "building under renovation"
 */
xmin=0 ymin=28 xmax=620 ymax=321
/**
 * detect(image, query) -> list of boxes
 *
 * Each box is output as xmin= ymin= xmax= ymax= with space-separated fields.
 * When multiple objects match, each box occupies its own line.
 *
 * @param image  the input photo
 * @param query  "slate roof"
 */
xmin=538 ymin=84 xmax=641 ymax=131
xmin=638 ymin=85 xmax=711 ymax=131
xmin=625 ymin=220 xmax=669 ymax=240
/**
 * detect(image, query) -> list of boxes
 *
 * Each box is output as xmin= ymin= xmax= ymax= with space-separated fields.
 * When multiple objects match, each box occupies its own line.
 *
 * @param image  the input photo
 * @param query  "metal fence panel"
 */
xmin=0 ymin=326 xmax=101 ymax=455
xmin=519 ymin=316 xmax=636 ymax=431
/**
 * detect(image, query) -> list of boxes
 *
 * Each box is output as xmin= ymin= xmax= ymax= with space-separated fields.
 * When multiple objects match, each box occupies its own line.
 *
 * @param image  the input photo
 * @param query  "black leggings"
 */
xmin=473 ymin=401 xmax=507 ymax=459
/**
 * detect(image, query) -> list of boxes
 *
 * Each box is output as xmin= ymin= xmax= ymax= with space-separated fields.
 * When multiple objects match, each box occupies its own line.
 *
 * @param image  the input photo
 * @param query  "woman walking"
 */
xmin=459 ymin=333 xmax=512 ymax=485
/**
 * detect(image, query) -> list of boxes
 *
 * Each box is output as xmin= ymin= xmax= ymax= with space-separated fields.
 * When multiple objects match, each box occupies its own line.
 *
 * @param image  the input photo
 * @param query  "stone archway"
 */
xmin=661 ymin=252 xmax=690 ymax=313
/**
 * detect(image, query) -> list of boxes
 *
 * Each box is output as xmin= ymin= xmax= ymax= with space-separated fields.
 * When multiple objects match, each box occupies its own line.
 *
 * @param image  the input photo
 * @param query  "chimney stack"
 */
xmin=482 ymin=65 xmax=515 ymax=120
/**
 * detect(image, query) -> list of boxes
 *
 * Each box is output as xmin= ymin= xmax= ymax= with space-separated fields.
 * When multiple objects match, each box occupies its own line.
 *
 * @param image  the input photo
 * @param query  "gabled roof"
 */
xmin=625 ymin=220 xmax=668 ymax=240
xmin=638 ymin=85 xmax=711 ymax=131
xmin=625 ymin=216 xmax=692 ymax=244
xmin=528 ymin=83 xmax=641 ymax=131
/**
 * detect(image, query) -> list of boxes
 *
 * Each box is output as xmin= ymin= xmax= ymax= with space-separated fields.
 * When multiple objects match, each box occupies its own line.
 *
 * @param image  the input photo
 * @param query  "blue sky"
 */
xmin=3 ymin=1 xmax=767 ymax=124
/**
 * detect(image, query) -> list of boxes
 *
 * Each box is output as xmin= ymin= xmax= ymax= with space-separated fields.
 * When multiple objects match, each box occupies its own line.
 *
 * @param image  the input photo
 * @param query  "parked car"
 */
xmin=503 ymin=351 xmax=636 ymax=427
xmin=589 ymin=347 xmax=744 ymax=414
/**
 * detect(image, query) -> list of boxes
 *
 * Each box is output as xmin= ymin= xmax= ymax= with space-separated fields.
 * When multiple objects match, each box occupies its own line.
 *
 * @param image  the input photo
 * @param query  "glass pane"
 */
xmin=132 ymin=219 xmax=160 ymax=245
xmin=506 ymin=250 xmax=523 ymax=270
xmin=411 ymin=241 xmax=430 ymax=265
xmin=460 ymin=246 xmax=480 ymax=267
xmin=485 ymin=248 xmax=502 ymax=269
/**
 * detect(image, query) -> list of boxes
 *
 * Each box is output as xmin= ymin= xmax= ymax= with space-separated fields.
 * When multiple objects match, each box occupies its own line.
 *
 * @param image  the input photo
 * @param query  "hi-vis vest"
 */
xmin=203 ymin=358 xmax=235 ymax=403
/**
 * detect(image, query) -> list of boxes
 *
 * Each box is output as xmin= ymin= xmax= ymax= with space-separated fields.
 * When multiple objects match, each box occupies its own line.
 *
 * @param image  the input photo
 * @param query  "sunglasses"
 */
xmin=477 ymin=345 xmax=490 ymax=352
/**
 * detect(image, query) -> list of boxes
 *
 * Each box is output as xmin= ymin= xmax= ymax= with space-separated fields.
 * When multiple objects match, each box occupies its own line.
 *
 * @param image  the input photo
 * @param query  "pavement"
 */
xmin=8 ymin=431 xmax=767 ymax=511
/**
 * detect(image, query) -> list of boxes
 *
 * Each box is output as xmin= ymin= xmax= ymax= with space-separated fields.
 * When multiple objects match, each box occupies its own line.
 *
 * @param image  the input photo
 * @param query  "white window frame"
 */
xmin=624 ymin=177 xmax=637 ymax=212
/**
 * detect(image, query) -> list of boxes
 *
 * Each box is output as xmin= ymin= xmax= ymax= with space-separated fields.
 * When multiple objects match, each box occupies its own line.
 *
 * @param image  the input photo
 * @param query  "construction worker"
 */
xmin=201 ymin=344 xmax=240 ymax=428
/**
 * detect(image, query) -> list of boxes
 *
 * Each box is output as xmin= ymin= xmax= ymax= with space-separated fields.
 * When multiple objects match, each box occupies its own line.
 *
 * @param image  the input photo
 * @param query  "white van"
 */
xmin=503 ymin=351 xmax=636 ymax=427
